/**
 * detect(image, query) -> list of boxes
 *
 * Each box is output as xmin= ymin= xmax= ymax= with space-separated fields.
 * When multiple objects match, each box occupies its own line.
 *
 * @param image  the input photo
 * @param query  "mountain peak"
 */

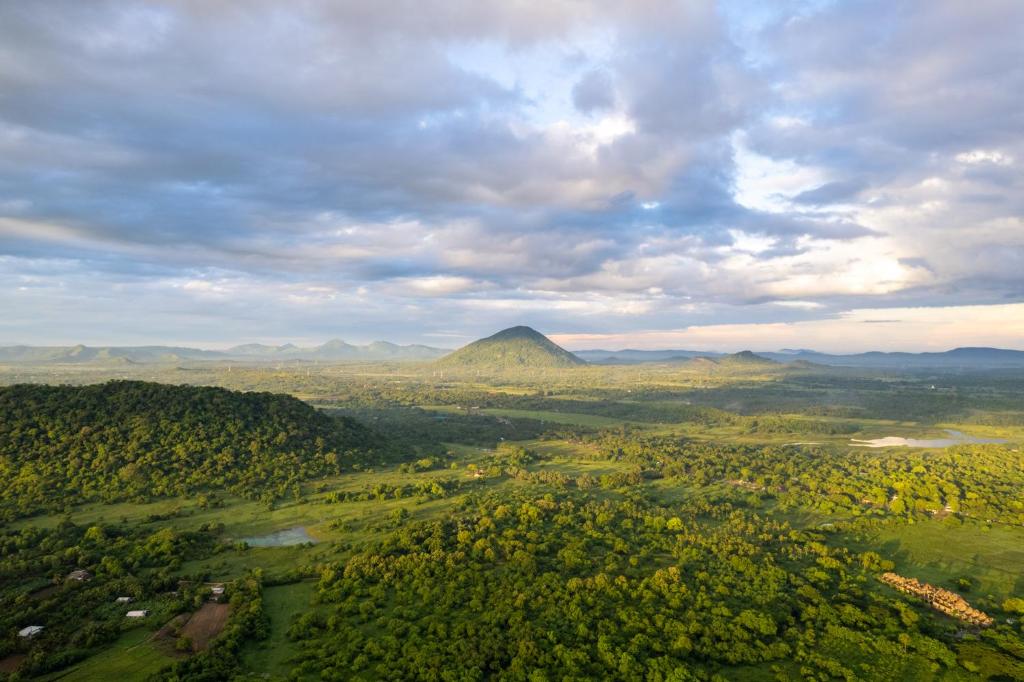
xmin=437 ymin=326 xmax=585 ymax=369
xmin=485 ymin=326 xmax=548 ymax=341
xmin=721 ymin=350 xmax=778 ymax=365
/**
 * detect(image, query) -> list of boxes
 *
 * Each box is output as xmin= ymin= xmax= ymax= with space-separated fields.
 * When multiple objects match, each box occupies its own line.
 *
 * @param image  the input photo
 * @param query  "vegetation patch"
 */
xmin=0 ymin=381 xmax=385 ymax=518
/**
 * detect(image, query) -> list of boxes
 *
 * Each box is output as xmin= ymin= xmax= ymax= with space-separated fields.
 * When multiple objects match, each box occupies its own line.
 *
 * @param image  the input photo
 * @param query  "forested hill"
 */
xmin=0 ymin=381 xmax=384 ymax=518
xmin=437 ymin=326 xmax=586 ymax=369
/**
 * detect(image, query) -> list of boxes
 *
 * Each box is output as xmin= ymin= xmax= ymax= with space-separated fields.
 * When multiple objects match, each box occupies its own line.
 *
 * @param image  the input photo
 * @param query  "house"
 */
xmin=115 ymin=596 xmax=133 ymax=603
xmin=125 ymin=610 xmax=149 ymax=618
xmin=66 ymin=569 xmax=92 ymax=582
xmin=18 ymin=625 xmax=43 ymax=638
xmin=203 ymin=582 xmax=226 ymax=601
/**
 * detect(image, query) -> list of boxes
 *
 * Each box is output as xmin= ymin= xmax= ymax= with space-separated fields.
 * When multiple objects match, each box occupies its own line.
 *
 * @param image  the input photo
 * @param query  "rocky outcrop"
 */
xmin=880 ymin=572 xmax=993 ymax=627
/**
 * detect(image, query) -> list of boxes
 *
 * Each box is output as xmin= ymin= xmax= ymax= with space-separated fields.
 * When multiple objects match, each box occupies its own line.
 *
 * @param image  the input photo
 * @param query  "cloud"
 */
xmin=572 ymin=69 xmax=615 ymax=113
xmin=0 ymin=1 xmax=1021 ymax=348
xmin=550 ymin=303 xmax=1024 ymax=353
xmin=791 ymin=180 xmax=867 ymax=206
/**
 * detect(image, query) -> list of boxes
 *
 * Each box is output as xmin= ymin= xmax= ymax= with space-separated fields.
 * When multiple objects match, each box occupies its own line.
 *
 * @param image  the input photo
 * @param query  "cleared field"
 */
xmin=841 ymin=519 xmax=1024 ymax=602
xmin=242 ymin=581 xmax=317 ymax=679
xmin=476 ymin=407 xmax=634 ymax=427
xmin=0 ymin=654 xmax=25 ymax=674
xmin=526 ymin=438 xmax=602 ymax=459
xmin=47 ymin=627 xmax=174 ymax=681
xmin=180 ymin=602 xmax=231 ymax=651
xmin=421 ymin=404 xmax=636 ymax=428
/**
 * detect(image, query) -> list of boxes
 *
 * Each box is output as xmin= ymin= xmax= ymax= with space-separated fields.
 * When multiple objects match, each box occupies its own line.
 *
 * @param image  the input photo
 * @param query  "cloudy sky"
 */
xmin=1 ymin=1 xmax=1022 ymax=351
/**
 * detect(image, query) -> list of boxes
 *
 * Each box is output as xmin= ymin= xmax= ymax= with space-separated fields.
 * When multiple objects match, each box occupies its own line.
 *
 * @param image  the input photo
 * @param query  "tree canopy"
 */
xmin=0 ymin=381 xmax=385 ymax=518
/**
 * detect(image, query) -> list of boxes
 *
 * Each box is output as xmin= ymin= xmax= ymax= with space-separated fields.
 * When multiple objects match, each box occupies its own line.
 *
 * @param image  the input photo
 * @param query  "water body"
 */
xmin=850 ymin=429 xmax=1007 ymax=449
xmin=240 ymin=526 xmax=315 ymax=547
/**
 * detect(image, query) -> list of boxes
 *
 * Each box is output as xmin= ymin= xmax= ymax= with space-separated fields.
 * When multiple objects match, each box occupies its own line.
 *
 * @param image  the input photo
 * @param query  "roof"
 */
xmin=125 ymin=610 xmax=149 ymax=617
xmin=19 ymin=625 xmax=43 ymax=637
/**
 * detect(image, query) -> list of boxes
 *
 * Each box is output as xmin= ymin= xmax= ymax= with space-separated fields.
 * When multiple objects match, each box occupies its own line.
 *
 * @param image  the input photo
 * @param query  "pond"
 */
xmin=850 ymin=429 xmax=1008 ymax=448
xmin=239 ymin=526 xmax=316 ymax=547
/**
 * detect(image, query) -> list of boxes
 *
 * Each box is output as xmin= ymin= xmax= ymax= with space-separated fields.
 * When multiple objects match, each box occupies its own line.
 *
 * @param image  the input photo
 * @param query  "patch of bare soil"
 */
xmin=179 ymin=602 xmax=231 ymax=652
xmin=0 ymin=654 xmax=26 ymax=673
xmin=29 ymin=584 xmax=59 ymax=600
xmin=151 ymin=612 xmax=192 ymax=657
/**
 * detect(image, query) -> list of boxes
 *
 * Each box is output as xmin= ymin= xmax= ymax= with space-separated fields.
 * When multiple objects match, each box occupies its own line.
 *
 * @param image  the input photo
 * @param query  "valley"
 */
xmin=0 ymin=329 xmax=1022 ymax=680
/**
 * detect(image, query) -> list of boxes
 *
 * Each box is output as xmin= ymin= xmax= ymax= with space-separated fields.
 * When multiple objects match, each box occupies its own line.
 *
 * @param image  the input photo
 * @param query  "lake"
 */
xmin=850 ymin=429 xmax=1008 ymax=448
xmin=240 ymin=526 xmax=316 ymax=547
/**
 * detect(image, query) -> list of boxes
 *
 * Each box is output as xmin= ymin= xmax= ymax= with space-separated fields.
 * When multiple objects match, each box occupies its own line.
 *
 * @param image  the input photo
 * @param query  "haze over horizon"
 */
xmin=2 ymin=1 xmax=1022 ymax=352
xmin=4 ymin=313 xmax=1024 ymax=356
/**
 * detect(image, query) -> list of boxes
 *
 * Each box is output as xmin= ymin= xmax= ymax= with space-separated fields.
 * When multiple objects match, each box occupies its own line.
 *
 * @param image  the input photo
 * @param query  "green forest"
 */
xmin=0 ymin=382 xmax=385 ymax=519
xmin=0 ymin=360 xmax=1021 ymax=681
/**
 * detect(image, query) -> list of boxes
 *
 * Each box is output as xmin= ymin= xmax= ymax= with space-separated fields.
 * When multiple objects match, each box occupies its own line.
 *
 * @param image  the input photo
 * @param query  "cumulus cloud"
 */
xmin=0 ymin=0 xmax=1021 ymax=348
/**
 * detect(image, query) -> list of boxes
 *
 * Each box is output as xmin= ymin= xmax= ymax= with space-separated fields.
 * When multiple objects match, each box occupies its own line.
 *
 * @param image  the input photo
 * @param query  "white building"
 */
xmin=19 ymin=625 xmax=43 ymax=638
xmin=115 ymin=596 xmax=133 ymax=603
xmin=125 ymin=610 xmax=149 ymax=618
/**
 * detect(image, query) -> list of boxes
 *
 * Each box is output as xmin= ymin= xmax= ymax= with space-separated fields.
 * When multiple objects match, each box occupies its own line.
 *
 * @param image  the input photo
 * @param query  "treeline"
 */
xmin=0 ymin=381 xmax=386 ymax=519
xmin=323 ymin=477 xmax=466 ymax=504
xmin=578 ymin=432 xmax=1024 ymax=524
xmin=324 ymin=405 xmax=554 ymax=450
xmin=330 ymin=396 xmax=862 ymax=436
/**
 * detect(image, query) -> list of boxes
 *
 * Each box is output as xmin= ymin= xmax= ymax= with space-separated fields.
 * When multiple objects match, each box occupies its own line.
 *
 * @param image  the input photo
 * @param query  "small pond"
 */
xmin=850 ymin=429 xmax=1007 ymax=448
xmin=240 ymin=526 xmax=316 ymax=547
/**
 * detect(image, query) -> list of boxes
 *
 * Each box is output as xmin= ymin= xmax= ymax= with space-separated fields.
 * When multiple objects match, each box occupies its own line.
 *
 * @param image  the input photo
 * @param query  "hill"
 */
xmin=0 ymin=344 xmax=224 ymax=364
xmin=574 ymin=348 xmax=720 ymax=364
xmin=0 ymin=381 xmax=385 ymax=517
xmin=0 ymin=340 xmax=449 ymax=365
xmin=718 ymin=350 xmax=779 ymax=366
xmin=759 ymin=346 xmax=1024 ymax=369
xmin=436 ymin=326 xmax=586 ymax=369
xmin=577 ymin=346 xmax=1024 ymax=369
xmin=225 ymin=339 xmax=448 ymax=362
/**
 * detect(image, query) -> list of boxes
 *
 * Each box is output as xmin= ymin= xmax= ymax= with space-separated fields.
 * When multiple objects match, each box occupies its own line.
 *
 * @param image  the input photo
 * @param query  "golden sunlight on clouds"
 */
xmin=551 ymin=303 xmax=1024 ymax=353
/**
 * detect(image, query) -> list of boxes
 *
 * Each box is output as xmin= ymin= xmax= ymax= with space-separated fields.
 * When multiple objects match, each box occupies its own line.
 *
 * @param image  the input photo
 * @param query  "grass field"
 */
xmin=421 ymin=404 xmax=638 ymax=428
xmin=242 ymin=581 xmax=317 ymax=680
xmin=46 ymin=627 xmax=174 ymax=681
xmin=841 ymin=519 xmax=1024 ymax=603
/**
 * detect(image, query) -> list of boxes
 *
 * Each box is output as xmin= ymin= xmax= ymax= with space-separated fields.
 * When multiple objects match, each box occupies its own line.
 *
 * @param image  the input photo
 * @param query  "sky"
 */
xmin=1 ymin=0 xmax=1022 ymax=352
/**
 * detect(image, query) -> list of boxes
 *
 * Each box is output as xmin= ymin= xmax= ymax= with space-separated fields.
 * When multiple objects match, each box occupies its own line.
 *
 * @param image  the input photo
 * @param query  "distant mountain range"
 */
xmin=0 ymin=340 xmax=449 ymax=364
xmin=762 ymin=347 xmax=1024 ymax=369
xmin=577 ymin=346 xmax=1024 ymax=369
xmin=575 ymin=349 xmax=715 ymax=363
xmin=436 ymin=326 xmax=585 ymax=369
xmin=3 ymin=336 xmax=1022 ymax=370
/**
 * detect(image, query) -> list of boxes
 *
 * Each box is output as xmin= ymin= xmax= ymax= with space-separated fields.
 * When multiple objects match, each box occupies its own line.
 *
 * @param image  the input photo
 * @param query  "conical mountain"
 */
xmin=437 ymin=326 xmax=586 ymax=369
xmin=717 ymin=350 xmax=778 ymax=366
